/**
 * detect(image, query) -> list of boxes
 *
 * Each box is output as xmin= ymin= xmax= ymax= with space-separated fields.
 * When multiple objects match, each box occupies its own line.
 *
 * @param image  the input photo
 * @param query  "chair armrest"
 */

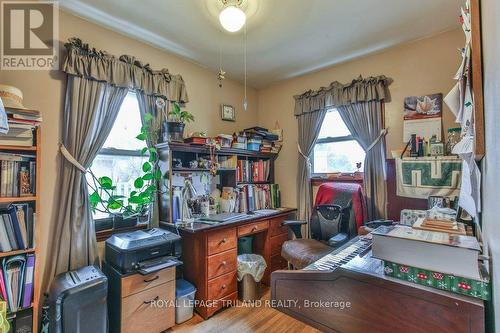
xmin=282 ymin=220 xmax=307 ymax=226
xmin=327 ymin=233 xmax=348 ymax=249
xmin=283 ymin=220 xmax=307 ymax=239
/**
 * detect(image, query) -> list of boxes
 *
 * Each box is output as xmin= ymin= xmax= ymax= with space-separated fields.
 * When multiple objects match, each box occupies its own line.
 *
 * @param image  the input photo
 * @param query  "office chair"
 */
xmin=281 ymin=203 xmax=352 ymax=269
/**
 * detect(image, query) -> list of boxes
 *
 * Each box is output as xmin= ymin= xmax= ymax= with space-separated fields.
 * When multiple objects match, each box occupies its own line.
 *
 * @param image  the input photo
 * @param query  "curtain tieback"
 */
xmin=297 ymin=143 xmax=312 ymax=170
xmin=366 ymin=128 xmax=388 ymax=152
xmin=59 ymin=144 xmax=86 ymax=173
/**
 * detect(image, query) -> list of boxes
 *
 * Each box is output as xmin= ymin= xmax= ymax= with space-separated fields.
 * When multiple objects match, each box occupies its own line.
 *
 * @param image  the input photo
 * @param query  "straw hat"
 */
xmin=0 ymin=85 xmax=26 ymax=109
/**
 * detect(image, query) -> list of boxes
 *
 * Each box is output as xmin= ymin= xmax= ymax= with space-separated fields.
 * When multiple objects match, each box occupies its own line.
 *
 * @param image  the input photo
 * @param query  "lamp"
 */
xmin=219 ymin=4 xmax=246 ymax=32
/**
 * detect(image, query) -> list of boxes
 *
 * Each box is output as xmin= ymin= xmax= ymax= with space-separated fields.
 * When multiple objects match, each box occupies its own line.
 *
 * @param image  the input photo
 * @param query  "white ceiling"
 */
xmin=59 ymin=0 xmax=462 ymax=88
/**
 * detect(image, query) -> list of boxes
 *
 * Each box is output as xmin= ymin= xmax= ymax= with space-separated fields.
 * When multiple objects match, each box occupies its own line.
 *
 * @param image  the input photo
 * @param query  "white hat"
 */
xmin=0 ymin=85 xmax=26 ymax=109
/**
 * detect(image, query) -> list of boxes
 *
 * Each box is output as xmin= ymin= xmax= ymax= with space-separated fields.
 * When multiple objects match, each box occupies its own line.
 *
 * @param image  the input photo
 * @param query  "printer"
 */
xmin=105 ymin=228 xmax=182 ymax=274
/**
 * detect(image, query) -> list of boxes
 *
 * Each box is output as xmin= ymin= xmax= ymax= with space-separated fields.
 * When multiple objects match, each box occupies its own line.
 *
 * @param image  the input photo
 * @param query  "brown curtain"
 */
xmin=45 ymin=76 xmax=128 ymax=288
xmin=296 ymin=109 xmax=328 ymax=237
xmin=338 ymin=101 xmax=387 ymax=219
xmin=294 ymin=76 xmax=392 ymax=227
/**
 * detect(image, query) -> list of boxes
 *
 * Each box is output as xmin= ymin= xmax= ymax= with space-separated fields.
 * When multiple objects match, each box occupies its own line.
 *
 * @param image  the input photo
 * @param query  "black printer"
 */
xmin=105 ymin=228 xmax=182 ymax=274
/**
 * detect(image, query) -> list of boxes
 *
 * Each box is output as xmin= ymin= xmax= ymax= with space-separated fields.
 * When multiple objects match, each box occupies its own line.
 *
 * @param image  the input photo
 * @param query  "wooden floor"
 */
xmin=169 ymin=289 xmax=320 ymax=333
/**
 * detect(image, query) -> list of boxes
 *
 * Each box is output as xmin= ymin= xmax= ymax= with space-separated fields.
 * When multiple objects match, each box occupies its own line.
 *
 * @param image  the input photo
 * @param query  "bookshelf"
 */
xmin=156 ymin=142 xmax=280 ymax=225
xmin=0 ymin=126 xmax=41 ymax=333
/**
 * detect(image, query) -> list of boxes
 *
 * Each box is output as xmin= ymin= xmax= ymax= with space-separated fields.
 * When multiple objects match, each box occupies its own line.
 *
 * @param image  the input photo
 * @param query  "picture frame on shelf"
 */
xmin=221 ymin=104 xmax=235 ymax=121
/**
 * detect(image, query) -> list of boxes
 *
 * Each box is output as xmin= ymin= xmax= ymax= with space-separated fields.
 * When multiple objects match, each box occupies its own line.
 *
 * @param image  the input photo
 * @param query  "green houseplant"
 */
xmin=87 ymin=112 xmax=162 ymax=228
xmin=162 ymin=101 xmax=195 ymax=142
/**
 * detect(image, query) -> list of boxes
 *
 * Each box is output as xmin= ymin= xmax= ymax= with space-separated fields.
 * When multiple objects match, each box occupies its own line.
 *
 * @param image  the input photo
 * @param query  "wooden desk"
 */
xmin=162 ymin=208 xmax=296 ymax=319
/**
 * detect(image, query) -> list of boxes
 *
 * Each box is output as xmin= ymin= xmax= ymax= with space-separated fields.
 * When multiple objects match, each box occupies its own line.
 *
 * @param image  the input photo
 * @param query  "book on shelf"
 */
xmin=237 ymin=184 xmax=281 ymax=212
xmin=236 ymin=159 xmax=271 ymax=183
xmin=5 ymin=108 xmax=42 ymax=123
xmin=1 ymin=254 xmax=35 ymax=313
xmin=372 ymin=225 xmax=482 ymax=280
xmin=0 ymin=153 xmax=36 ymax=197
xmin=0 ymin=204 xmax=35 ymax=252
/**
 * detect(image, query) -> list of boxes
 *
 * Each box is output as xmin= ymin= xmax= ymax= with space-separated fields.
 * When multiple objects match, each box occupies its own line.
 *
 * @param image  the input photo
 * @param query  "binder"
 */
xmin=2 ymin=255 xmax=26 ymax=313
xmin=0 ymin=216 xmax=12 ymax=252
xmin=4 ymin=206 xmax=25 ymax=249
xmin=22 ymin=254 xmax=34 ymax=308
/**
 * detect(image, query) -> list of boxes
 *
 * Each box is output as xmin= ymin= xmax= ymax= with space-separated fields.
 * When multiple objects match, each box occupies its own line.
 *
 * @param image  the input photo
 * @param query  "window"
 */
xmin=87 ymin=92 xmax=148 ymax=220
xmin=312 ymin=109 xmax=366 ymax=174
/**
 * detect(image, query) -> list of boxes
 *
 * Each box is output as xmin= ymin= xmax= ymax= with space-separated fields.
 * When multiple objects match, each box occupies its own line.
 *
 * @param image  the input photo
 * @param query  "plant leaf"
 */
xmin=98 ymin=176 xmax=113 ymax=189
xmin=154 ymin=168 xmax=162 ymax=180
xmin=149 ymin=152 xmax=157 ymax=162
xmin=141 ymin=147 xmax=148 ymax=155
xmin=134 ymin=177 xmax=144 ymax=189
xmin=144 ymin=113 xmax=154 ymax=122
xmin=136 ymin=133 xmax=147 ymax=141
xmin=143 ymin=173 xmax=153 ymax=181
xmin=142 ymin=162 xmax=152 ymax=172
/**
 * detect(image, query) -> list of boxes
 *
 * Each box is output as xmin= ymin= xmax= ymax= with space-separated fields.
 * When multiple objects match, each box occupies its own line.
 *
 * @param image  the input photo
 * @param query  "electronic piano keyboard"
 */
xmin=271 ymin=237 xmax=484 ymax=333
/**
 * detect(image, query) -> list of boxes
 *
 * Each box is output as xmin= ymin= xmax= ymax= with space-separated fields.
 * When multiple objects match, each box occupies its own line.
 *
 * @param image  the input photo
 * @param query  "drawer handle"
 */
xmin=221 ymin=284 xmax=227 ymax=290
xmin=221 ymin=260 xmax=227 ymax=266
xmin=143 ymin=296 xmax=159 ymax=305
xmin=220 ymin=238 xmax=227 ymax=244
xmin=143 ymin=276 xmax=159 ymax=283
xmin=252 ymin=226 xmax=258 ymax=231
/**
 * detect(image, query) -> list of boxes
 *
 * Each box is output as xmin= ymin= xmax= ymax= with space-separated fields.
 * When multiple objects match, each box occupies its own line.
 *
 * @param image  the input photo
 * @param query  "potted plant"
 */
xmin=162 ymin=101 xmax=195 ymax=142
xmin=87 ymin=113 xmax=162 ymax=229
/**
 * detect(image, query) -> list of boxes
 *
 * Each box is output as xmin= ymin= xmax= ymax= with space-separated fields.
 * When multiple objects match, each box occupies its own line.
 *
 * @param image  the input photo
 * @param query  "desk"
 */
xmin=161 ymin=208 xmax=296 ymax=319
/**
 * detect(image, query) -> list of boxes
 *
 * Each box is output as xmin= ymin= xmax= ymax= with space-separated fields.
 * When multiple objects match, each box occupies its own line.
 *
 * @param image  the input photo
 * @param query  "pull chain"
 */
xmin=243 ymin=23 xmax=248 ymax=111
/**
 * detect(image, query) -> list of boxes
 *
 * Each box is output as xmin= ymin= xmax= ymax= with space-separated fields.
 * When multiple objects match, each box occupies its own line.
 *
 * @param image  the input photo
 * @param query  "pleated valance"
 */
xmin=294 ymin=75 xmax=392 ymax=116
xmin=63 ymin=38 xmax=189 ymax=103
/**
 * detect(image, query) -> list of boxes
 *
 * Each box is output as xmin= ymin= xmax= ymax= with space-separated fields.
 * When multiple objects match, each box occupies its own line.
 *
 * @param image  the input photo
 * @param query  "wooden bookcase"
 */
xmin=0 ymin=127 xmax=41 ymax=333
xmin=155 ymin=142 xmax=279 ymax=226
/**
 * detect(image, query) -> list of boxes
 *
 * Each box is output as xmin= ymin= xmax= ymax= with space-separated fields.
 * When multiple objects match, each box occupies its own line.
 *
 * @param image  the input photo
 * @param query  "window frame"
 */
xmin=89 ymin=92 xmax=149 ymax=230
xmin=311 ymin=110 xmax=365 ymax=176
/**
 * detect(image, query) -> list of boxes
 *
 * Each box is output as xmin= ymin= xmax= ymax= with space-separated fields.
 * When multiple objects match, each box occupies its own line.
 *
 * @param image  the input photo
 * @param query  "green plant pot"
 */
xmin=162 ymin=121 xmax=185 ymax=142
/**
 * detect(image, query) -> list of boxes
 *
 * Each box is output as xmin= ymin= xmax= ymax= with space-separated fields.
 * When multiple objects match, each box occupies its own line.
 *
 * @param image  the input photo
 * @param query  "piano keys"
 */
xmin=271 ymin=237 xmax=485 ymax=333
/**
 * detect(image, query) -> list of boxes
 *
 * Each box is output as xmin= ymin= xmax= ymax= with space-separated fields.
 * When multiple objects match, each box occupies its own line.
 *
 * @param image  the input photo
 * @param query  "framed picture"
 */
xmin=221 ymin=104 xmax=235 ymax=121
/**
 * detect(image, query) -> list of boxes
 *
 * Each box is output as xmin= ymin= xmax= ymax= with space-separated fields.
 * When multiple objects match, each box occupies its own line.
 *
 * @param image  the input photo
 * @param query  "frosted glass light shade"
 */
xmin=219 ymin=6 xmax=246 ymax=32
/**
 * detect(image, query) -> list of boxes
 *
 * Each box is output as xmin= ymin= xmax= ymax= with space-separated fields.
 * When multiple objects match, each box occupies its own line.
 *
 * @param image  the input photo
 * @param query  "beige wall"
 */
xmin=0 ymin=10 xmax=258 ymax=283
xmin=256 ymin=29 xmax=464 ymax=208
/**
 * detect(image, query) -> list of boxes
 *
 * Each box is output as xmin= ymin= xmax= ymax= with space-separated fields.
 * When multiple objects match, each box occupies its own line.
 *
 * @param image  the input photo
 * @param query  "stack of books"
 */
xmin=237 ymin=184 xmax=280 ymax=212
xmin=0 ymin=254 xmax=35 ymax=313
xmin=0 ymin=108 xmax=41 ymax=147
xmin=372 ymin=225 xmax=489 ymax=300
xmin=0 ymin=153 xmax=36 ymax=197
xmin=0 ymin=205 xmax=36 ymax=251
xmin=236 ymin=159 xmax=271 ymax=183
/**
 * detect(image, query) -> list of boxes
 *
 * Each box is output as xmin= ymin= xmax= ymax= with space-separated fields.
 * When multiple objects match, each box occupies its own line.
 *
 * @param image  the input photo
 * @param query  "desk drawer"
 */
xmin=238 ymin=220 xmax=269 ymax=237
xmin=269 ymin=217 xmax=288 ymax=237
xmin=121 ymin=267 xmax=175 ymax=298
xmin=122 ymin=281 xmax=175 ymax=333
xmin=207 ymin=270 xmax=237 ymax=301
xmin=207 ymin=228 xmax=237 ymax=255
xmin=270 ymin=233 xmax=289 ymax=256
xmin=208 ymin=249 xmax=237 ymax=280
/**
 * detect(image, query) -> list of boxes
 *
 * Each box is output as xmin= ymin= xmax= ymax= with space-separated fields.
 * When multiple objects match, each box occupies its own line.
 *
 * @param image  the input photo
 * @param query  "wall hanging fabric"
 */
xmin=396 ymin=156 xmax=462 ymax=199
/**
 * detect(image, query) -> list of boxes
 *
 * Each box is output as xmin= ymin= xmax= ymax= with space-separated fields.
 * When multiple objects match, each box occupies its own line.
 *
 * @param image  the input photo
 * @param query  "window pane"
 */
xmin=102 ymin=92 xmax=144 ymax=151
xmin=313 ymin=140 xmax=366 ymax=173
xmin=317 ymin=110 xmax=351 ymax=139
xmin=87 ymin=154 xmax=147 ymax=219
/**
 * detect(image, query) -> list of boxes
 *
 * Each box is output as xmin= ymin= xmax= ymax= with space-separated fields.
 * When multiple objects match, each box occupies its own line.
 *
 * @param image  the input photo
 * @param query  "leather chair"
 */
xmin=281 ymin=203 xmax=352 ymax=269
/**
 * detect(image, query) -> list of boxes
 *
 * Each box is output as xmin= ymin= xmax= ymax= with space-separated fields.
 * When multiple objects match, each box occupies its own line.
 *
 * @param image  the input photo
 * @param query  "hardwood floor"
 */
xmin=169 ymin=289 xmax=320 ymax=333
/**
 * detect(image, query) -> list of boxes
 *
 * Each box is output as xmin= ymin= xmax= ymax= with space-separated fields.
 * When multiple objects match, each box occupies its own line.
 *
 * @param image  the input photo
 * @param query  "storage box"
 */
xmin=247 ymin=143 xmax=261 ymax=151
xmin=175 ymin=279 xmax=196 ymax=324
xmin=216 ymin=134 xmax=233 ymax=148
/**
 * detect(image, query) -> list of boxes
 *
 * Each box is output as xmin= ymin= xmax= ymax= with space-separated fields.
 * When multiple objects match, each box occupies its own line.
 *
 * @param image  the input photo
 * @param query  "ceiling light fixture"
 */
xmin=219 ymin=0 xmax=246 ymax=32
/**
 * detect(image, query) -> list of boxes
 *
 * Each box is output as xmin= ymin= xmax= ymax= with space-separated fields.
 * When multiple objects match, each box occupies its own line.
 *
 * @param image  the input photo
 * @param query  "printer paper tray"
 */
xmin=138 ymin=258 xmax=183 ymax=275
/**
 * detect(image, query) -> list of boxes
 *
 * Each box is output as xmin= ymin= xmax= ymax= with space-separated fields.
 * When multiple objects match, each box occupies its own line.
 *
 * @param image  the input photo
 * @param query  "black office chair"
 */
xmin=281 ymin=203 xmax=352 ymax=269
